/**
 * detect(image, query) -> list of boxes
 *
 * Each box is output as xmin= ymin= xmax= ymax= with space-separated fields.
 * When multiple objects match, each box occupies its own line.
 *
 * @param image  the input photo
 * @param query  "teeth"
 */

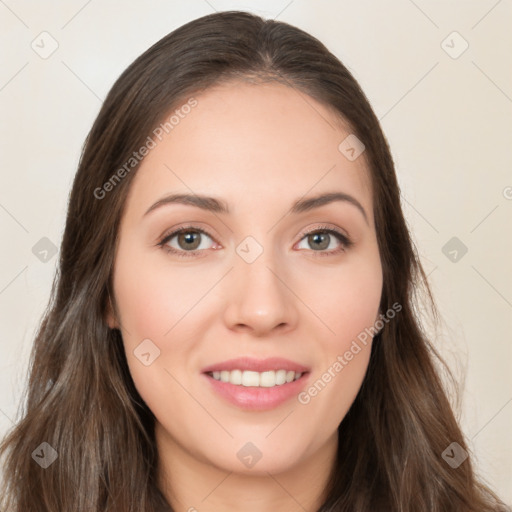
xmin=209 ymin=369 xmax=303 ymax=387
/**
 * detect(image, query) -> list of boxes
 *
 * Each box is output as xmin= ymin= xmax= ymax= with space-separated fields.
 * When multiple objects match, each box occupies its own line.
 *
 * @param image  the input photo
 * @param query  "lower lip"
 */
xmin=203 ymin=373 xmax=310 ymax=411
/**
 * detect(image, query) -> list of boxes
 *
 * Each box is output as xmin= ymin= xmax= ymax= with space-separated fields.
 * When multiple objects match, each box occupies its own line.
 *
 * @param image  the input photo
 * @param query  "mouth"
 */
xmin=201 ymin=357 xmax=310 ymax=411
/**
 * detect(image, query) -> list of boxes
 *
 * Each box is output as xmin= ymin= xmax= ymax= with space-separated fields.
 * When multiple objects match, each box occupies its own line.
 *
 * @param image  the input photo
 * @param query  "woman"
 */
xmin=0 ymin=10 xmax=507 ymax=511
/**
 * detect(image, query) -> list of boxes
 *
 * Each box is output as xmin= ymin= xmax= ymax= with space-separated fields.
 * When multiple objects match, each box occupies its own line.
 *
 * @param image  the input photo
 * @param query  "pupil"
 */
xmin=310 ymin=233 xmax=328 ymax=250
xmin=179 ymin=231 xmax=200 ymax=250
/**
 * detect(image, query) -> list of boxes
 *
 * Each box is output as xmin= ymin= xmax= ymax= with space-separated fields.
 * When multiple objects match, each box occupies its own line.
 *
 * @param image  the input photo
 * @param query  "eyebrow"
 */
xmin=143 ymin=191 xmax=368 ymax=224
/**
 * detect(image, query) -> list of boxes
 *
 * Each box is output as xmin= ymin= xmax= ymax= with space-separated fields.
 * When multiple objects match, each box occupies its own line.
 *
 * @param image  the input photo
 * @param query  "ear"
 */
xmin=105 ymin=291 xmax=119 ymax=330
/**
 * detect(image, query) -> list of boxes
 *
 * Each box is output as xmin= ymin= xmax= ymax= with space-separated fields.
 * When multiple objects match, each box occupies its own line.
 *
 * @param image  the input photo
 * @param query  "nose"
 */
xmin=222 ymin=250 xmax=299 ymax=337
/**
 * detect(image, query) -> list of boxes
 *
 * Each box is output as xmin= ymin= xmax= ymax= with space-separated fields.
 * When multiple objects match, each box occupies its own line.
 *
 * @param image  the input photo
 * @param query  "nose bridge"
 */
xmin=222 ymin=236 xmax=297 ymax=334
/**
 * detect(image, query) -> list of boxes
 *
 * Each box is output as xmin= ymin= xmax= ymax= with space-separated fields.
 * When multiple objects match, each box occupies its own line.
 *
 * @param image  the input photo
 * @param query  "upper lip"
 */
xmin=202 ymin=357 xmax=310 ymax=374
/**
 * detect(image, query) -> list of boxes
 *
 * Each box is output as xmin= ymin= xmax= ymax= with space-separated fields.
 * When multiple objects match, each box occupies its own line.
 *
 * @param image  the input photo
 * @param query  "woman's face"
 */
xmin=108 ymin=81 xmax=383 ymax=476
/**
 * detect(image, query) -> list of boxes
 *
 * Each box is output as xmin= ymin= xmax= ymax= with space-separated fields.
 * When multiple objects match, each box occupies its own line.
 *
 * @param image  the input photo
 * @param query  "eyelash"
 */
xmin=157 ymin=224 xmax=354 ymax=258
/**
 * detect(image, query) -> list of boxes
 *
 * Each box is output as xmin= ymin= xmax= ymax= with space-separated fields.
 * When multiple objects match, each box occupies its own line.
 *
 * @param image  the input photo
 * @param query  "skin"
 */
xmin=107 ymin=81 xmax=383 ymax=512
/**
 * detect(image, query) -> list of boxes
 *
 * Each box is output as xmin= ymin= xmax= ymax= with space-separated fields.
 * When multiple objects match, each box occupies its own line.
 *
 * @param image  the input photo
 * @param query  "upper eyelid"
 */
xmin=296 ymin=223 xmax=350 ymax=241
xmin=159 ymin=225 xmax=216 ymax=244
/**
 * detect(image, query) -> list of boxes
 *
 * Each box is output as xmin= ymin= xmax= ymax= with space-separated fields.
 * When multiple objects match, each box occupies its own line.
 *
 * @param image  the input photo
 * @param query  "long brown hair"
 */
xmin=0 ymin=11 xmax=506 ymax=511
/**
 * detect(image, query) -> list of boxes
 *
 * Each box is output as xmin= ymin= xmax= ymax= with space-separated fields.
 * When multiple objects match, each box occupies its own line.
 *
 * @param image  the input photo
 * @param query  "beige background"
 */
xmin=0 ymin=0 xmax=511 ymax=503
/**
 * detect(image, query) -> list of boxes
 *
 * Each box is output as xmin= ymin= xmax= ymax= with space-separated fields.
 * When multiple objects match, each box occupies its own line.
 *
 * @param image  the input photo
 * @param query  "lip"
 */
xmin=201 ymin=356 xmax=310 ymax=374
xmin=202 ymin=372 xmax=310 ymax=411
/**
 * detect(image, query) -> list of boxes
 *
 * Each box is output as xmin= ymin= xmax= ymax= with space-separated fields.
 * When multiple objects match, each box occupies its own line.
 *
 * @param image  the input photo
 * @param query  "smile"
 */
xmin=207 ymin=369 xmax=303 ymax=388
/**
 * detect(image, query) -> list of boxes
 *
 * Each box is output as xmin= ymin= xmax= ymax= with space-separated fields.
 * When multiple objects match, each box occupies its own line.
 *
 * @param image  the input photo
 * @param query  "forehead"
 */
xmin=123 ymin=81 xmax=373 ymax=221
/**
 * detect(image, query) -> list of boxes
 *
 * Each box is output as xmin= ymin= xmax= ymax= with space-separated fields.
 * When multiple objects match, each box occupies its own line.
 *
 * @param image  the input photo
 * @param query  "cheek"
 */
xmin=304 ymin=254 xmax=383 ymax=344
xmin=111 ymin=245 xmax=223 ymax=404
xmin=112 ymin=246 xmax=208 ymax=343
xmin=112 ymin=253 xmax=199 ymax=423
xmin=295 ymin=253 xmax=382 ymax=427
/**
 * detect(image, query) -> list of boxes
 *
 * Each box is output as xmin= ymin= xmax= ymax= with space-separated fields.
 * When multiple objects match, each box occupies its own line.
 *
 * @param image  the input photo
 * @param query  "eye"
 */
xmin=295 ymin=225 xmax=353 ymax=256
xmin=157 ymin=225 xmax=217 ymax=257
xmin=157 ymin=224 xmax=353 ymax=258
